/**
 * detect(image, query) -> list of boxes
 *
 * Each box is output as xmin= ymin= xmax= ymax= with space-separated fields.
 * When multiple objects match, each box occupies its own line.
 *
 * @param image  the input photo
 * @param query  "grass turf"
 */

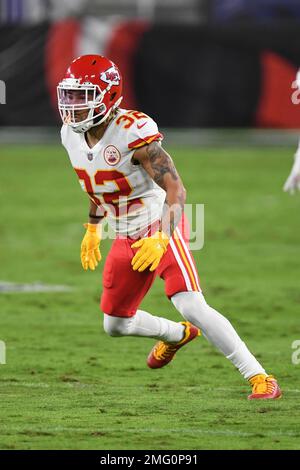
xmin=0 ymin=142 xmax=300 ymax=450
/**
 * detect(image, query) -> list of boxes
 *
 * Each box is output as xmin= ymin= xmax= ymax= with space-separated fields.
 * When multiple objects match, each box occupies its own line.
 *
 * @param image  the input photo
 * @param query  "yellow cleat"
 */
xmin=147 ymin=321 xmax=201 ymax=369
xmin=248 ymin=374 xmax=282 ymax=400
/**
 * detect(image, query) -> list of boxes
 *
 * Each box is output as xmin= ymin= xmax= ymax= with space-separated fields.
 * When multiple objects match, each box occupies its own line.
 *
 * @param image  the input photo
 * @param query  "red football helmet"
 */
xmin=57 ymin=54 xmax=123 ymax=133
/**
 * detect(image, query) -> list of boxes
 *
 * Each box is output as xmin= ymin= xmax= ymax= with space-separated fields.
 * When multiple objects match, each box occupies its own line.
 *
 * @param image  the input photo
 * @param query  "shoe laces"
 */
xmin=153 ymin=341 xmax=178 ymax=360
xmin=251 ymin=375 xmax=276 ymax=394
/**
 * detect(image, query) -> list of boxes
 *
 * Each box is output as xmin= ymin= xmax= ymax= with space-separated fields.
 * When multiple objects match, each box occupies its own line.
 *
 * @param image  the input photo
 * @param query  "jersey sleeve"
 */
xmin=60 ymin=124 xmax=68 ymax=149
xmin=127 ymin=115 xmax=163 ymax=150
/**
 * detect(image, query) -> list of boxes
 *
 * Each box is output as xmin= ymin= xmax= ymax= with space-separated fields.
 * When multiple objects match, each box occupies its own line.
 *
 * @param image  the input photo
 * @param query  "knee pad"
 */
xmin=171 ymin=291 xmax=210 ymax=324
xmin=103 ymin=314 xmax=133 ymax=337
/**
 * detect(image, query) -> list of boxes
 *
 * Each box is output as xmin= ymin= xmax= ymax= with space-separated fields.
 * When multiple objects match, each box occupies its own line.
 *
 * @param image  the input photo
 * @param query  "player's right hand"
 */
xmin=81 ymin=223 xmax=101 ymax=271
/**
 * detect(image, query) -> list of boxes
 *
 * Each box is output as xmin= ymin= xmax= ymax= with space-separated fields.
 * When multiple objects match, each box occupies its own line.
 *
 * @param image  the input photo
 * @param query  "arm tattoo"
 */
xmin=146 ymin=142 xmax=178 ymax=189
xmin=145 ymin=142 xmax=186 ymax=237
xmin=166 ymin=190 xmax=185 ymax=235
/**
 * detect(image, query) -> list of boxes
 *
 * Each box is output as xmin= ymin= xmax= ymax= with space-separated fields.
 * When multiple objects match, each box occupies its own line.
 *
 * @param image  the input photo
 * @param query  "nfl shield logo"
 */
xmin=87 ymin=152 xmax=93 ymax=161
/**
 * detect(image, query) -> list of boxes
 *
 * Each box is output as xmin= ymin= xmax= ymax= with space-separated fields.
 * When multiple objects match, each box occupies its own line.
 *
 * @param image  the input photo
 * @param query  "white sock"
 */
xmin=171 ymin=291 xmax=266 ymax=380
xmin=103 ymin=310 xmax=185 ymax=343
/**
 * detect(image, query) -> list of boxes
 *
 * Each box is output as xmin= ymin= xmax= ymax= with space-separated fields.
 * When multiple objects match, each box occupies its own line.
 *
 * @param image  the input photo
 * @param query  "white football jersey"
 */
xmin=61 ymin=108 xmax=166 ymax=236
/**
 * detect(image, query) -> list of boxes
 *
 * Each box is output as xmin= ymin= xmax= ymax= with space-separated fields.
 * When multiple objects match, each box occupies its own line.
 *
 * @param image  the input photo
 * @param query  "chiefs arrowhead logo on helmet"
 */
xmin=100 ymin=66 xmax=121 ymax=86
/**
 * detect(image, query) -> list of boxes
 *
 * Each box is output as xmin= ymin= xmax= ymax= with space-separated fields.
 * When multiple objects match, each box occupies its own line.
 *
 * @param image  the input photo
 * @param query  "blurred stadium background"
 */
xmin=2 ymin=0 xmax=300 ymax=132
xmin=1 ymin=0 xmax=300 ymax=451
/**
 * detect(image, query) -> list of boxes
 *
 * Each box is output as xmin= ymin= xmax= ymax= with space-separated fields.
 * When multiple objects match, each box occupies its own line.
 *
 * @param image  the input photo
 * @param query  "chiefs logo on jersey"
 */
xmin=100 ymin=66 xmax=121 ymax=86
xmin=104 ymin=145 xmax=121 ymax=165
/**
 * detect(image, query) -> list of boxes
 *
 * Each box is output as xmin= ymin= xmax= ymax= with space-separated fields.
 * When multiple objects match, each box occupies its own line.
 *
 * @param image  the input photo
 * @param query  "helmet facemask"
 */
xmin=57 ymin=78 xmax=121 ymax=133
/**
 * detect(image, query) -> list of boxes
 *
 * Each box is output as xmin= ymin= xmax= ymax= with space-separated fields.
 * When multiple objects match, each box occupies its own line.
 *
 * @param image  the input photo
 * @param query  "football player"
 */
xmin=57 ymin=55 xmax=281 ymax=399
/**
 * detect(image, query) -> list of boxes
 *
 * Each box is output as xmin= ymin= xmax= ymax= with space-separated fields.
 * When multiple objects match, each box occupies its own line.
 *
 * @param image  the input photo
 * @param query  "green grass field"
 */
xmin=0 ymin=142 xmax=300 ymax=450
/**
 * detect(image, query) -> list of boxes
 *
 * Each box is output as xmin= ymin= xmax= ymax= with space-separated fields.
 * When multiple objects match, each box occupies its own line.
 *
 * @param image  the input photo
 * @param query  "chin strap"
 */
xmin=71 ymin=96 xmax=123 ymax=134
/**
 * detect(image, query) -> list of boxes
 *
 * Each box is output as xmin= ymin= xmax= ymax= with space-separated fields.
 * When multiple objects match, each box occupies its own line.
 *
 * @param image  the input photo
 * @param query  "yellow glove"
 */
xmin=81 ymin=223 xmax=101 ymax=271
xmin=131 ymin=231 xmax=169 ymax=272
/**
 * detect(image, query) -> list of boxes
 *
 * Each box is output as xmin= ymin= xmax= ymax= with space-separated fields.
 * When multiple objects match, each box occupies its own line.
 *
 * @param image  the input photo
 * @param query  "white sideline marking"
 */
xmin=0 ymin=382 xmax=50 ymax=388
xmin=0 ymin=382 xmax=91 ymax=389
xmin=0 ymin=281 xmax=73 ymax=293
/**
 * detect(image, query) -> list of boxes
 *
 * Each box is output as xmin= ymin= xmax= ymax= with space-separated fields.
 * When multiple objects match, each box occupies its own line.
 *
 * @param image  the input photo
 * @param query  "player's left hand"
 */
xmin=131 ymin=231 xmax=169 ymax=272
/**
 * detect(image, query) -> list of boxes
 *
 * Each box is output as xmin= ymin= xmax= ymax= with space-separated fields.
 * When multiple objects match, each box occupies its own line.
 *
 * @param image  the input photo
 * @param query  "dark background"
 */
xmin=1 ymin=0 xmax=300 ymax=128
